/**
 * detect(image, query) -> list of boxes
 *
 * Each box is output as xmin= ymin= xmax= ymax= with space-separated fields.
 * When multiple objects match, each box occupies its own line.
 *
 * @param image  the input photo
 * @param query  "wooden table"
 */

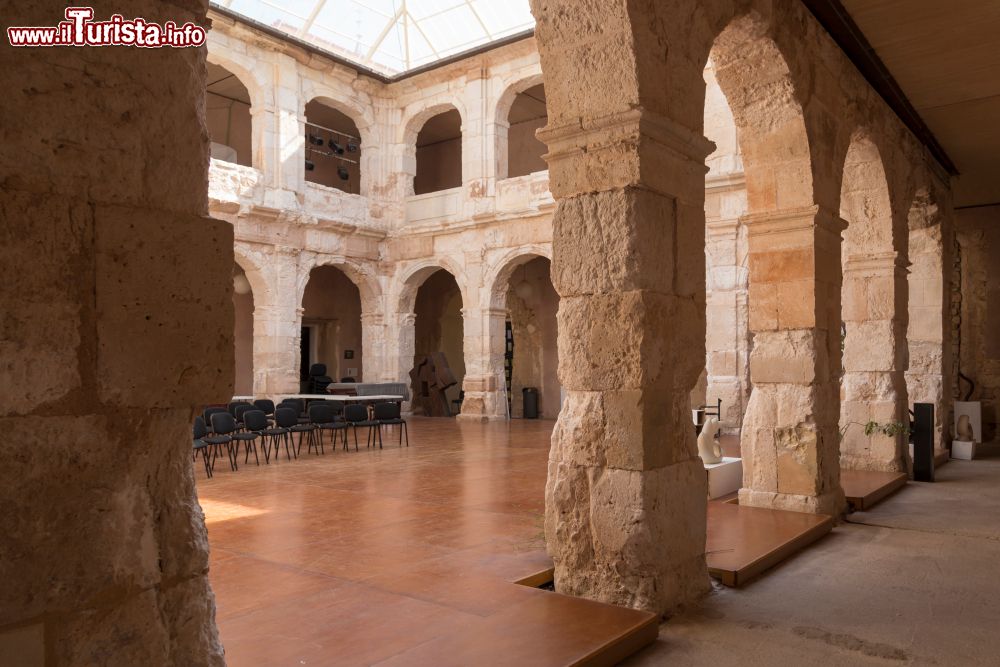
xmin=232 ymin=394 xmax=403 ymax=403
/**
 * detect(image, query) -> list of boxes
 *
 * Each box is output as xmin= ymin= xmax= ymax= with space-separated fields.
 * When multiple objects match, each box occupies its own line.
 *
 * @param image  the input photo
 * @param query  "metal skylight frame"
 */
xmin=212 ymin=0 xmax=534 ymax=76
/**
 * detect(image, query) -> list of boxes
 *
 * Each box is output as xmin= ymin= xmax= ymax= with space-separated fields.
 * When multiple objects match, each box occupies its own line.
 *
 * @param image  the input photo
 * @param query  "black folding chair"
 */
xmin=193 ymin=416 xmax=214 ymax=478
xmin=207 ymin=412 xmax=238 ymax=471
xmin=373 ymin=402 xmax=408 ymax=447
xmin=265 ymin=407 xmax=298 ymax=461
xmin=241 ymin=409 xmax=268 ymax=464
xmin=308 ymin=402 xmax=349 ymax=453
xmin=253 ymin=399 xmax=276 ymax=421
xmin=344 ymin=403 xmax=382 ymax=450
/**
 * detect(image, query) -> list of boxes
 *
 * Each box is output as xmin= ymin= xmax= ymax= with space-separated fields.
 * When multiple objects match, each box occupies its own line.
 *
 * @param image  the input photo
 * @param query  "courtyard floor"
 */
xmin=199 ymin=418 xmax=1000 ymax=666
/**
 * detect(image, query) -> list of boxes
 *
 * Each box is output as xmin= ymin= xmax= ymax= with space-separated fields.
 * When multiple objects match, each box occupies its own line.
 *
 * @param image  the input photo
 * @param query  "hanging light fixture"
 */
xmin=308 ymin=133 xmax=324 ymax=146
xmin=338 ymin=165 xmax=350 ymax=180
xmin=347 ymin=141 xmax=359 ymax=153
xmin=304 ymin=159 xmax=315 ymax=171
xmin=233 ymin=273 xmax=251 ymax=295
xmin=514 ymin=265 xmax=535 ymax=301
xmin=330 ymin=139 xmax=345 ymax=155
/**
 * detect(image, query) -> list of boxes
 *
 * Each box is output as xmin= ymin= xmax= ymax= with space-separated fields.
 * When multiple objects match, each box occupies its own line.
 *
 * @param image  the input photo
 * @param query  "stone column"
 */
xmin=841 ymin=252 xmax=910 ymax=472
xmin=393 ymin=312 xmax=417 ymax=411
xmin=251 ymin=248 xmax=302 ymax=395
xmin=705 ymin=217 xmax=751 ymax=429
xmin=1 ymin=1 xmax=225 ymax=661
xmin=360 ymin=312 xmax=386 ymax=383
xmin=740 ymin=206 xmax=846 ymax=515
xmin=536 ymin=112 xmax=713 ymax=614
xmin=907 ymin=191 xmax=952 ymax=456
xmin=458 ymin=307 xmax=508 ymax=420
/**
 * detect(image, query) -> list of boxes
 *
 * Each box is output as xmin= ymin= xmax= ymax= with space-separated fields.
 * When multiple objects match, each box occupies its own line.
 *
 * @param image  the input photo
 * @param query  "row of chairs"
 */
xmin=192 ymin=398 xmax=408 ymax=478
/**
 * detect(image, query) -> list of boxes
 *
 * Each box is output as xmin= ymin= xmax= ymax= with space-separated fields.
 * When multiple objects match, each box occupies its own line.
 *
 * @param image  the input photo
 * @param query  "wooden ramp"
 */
xmin=706 ymin=501 xmax=834 ymax=587
xmin=374 ymin=587 xmax=658 ymax=667
xmin=841 ymin=468 xmax=908 ymax=511
xmin=372 ymin=553 xmax=657 ymax=667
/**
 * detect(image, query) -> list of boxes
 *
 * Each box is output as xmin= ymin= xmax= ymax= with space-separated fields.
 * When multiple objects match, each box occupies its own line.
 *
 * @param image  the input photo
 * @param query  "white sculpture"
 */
xmin=698 ymin=417 xmax=723 ymax=465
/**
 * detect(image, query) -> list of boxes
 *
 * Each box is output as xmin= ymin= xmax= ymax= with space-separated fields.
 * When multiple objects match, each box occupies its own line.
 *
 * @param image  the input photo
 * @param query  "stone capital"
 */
xmin=706 ymin=217 xmax=740 ymax=240
xmin=843 ymin=251 xmax=909 ymax=277
xmin=742 ymin=205 xmax=847 ymax=242
xmin=537 ymin=107 xmax=714 ymax=199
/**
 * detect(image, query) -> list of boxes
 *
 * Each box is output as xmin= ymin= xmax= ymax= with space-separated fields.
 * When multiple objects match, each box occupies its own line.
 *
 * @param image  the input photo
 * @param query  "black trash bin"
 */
xmin=522 ymin=387 xmax=539 ymax=419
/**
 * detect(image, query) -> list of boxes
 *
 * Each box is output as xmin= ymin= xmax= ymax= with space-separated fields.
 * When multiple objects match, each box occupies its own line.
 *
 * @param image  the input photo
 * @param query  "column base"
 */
xmin=738 ymin=487 xmax=846 ymax=516
xmin=546 ymin=458 xmax=710 ymax=616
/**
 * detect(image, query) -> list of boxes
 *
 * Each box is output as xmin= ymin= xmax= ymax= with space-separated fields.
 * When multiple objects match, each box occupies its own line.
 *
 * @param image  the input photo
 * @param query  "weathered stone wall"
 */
xmin=955 ymin=205 xmax=1000 ymax=441
xmin=0 ymin=1 xmax=228 ymax=663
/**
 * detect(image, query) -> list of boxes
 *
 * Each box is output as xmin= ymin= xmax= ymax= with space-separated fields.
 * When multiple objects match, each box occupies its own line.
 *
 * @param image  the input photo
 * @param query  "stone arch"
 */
xmin=399 ymin=101 xmax=467 ymax=197
xmin=841 ymin=131 xmax=896 ymax=255
xmin=838 ymin=130 xmax=910 ymax=473
xmin=399 ymin=99 xmax=467 ymax=145
xmin=395 ymin=257 xmax=468 ymax=316
xmin=485 ymin=245 xmax=553 ymax=311
xmin=708 ymin=11 xmax=816 ymax=214
xmin=302 ymin=93 xmax=374 ymax=197
xmin=494 ymin=72 xmax=546 ymax=180
xmin=205 ymin=51 xmax=267 ymax=170
xmin=296 ymin=255 xmax=382 ymax=315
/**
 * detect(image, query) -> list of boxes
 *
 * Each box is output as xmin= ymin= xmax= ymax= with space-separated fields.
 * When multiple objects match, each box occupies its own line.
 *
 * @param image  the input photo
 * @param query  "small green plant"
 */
xmin=840 ymin=420 xmax=911 ymax=440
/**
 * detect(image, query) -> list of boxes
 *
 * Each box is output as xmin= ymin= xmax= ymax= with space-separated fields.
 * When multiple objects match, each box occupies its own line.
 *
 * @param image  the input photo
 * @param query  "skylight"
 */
xmin=212 ymin=0 xmax=536 ymax=77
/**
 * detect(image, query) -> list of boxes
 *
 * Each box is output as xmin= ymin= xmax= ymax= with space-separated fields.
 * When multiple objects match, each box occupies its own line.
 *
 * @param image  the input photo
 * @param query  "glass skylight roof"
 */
xmin=213 ymin=0 xmax=535 ymax=76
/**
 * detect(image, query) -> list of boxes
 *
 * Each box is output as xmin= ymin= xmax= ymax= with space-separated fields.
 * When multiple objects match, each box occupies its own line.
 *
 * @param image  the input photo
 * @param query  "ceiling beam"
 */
xmin=800 ymin=0 xmax=958 ymax=175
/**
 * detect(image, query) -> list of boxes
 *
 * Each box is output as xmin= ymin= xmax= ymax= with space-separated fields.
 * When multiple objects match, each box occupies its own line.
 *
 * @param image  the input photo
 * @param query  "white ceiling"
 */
xmin=213 ymin=0 xmax=535 ymax=76
xmin=841 ymin=0 xmax=1000 ymax=207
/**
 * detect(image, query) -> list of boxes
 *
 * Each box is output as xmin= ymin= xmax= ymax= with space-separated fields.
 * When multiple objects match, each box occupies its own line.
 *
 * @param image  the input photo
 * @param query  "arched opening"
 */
xmin=502 ymin=256 xmax=560 ymax=418
xmin=505 ymin=84 xmax=548 ymax=179
xmin=414 ymin=109 xmax=462 ymax=195
xmin=206 ymin=61 xmax=252 ymax=166
xmin=839 ymin=133 xmax=908 ymax=472
xmin=300 ymin=265 xmax=364 ymax=390
xmin=304 ymin=99 xmax=362 ymax=195
xmin=233 ymin=263 xmax=254 ymax=395
xmin=412 ymin=269 xmax=465 ymax=415
xmin=697 ymin=59 xmax=750 ymax=440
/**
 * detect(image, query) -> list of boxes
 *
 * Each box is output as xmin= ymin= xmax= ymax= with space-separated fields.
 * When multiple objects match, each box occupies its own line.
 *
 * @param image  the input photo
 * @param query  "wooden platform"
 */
xmin=706 ymin=501 xmax=834 ymax=587
xmin=199 ymin=417 xmax=657 ymax=666
xmin=841 ymin=468 xmax=908 ymax=511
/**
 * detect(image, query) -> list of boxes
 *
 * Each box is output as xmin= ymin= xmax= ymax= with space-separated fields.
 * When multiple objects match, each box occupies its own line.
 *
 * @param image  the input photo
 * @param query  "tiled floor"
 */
xmin=197 ymin=417 xmax=655 ymax=666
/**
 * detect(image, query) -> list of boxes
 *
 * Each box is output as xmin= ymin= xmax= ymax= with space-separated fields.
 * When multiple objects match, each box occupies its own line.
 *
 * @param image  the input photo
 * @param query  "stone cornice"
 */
xmin=537 ymin=107 xmax=716 ymax=168
xmin=705 ymin=171 xmax=746 ymax=194
xmin=742 ymin=205 xmax=848 ymax=241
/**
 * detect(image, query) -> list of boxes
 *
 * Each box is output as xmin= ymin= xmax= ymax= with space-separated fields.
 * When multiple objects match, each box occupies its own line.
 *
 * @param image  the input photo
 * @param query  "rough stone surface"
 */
xmin=0 ymin=1 xmax=227 ymax=664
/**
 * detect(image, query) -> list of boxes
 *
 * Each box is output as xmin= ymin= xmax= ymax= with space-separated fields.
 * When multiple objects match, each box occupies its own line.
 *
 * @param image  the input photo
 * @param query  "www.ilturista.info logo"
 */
xmin=7 ymin=7 xmax=207 ymax=48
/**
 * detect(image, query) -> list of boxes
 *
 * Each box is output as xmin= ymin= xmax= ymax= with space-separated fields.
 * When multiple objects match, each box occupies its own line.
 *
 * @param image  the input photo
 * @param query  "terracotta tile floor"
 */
xmin=197 ymin=417 xmax=579 ymax=666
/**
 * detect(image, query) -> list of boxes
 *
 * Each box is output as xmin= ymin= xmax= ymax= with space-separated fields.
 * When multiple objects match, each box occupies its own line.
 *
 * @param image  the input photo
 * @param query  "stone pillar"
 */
xmin=251 ymin=248 xmax=302 ymax=395
xmin=394 ymin=312 xmax=417 ymax=411
xmin=906 ymin=190 xmax=952 ymax=456
xmin=0 ymin=1 xmax=225 ymax=662
xmin=740 ymin=206 xmax=846 ymax=515
xmin=360 ymin=312 xmax=386 ymax=383
xmin=705 ymin=217 xmax=751 ymax=429
xmin=458 ymin=307 xmax=508 ymax=420
xmin=841 ymin=252 xmax=910 ymax=472
xmin=535 ymin=109 xmax=714 ymax=614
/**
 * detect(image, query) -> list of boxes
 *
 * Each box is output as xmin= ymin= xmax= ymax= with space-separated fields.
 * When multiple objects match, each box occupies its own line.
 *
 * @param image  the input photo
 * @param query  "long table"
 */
xmin=232 ymin=394 xmax=403 ymax=403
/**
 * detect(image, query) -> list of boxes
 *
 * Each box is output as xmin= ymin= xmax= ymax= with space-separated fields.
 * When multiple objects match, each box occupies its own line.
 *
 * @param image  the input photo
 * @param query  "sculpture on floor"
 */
xmin=409 ymin=352 xmax=457 ymax=417
xmin=956 ymin=414 xmax=974 ymax=441
xmin=697 ymin=417 xmax=723 ymax=465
